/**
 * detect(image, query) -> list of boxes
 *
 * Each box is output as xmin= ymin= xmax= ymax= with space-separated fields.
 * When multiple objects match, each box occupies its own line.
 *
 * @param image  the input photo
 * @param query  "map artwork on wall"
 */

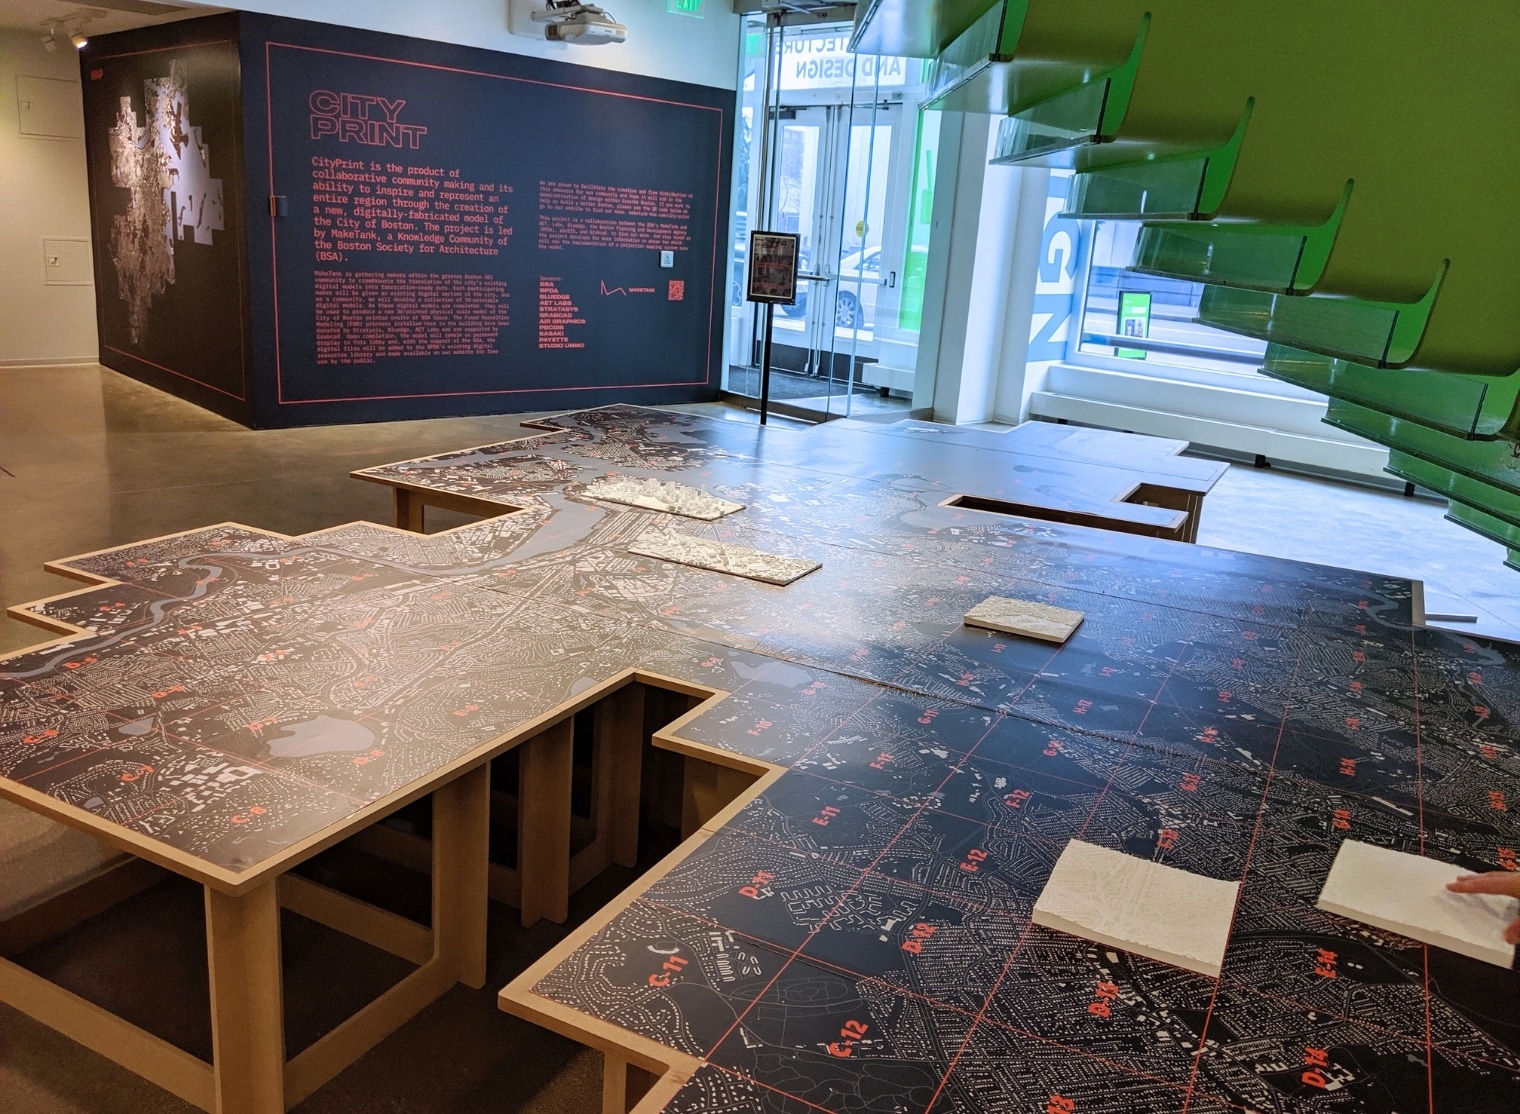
xmin=107 ymin=60 xmax=224 ymax=344
xmin=83 ymin=24 xmax=246 ymax=413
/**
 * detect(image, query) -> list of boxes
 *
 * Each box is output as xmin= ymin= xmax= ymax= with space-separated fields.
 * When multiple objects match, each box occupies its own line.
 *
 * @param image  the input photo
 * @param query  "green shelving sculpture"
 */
xmin=852 ymin=0 xmax=1520 ymax=570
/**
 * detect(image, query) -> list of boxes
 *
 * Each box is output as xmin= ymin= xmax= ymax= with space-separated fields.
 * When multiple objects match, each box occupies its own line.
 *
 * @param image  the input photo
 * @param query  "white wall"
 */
xmin=0 ymin=4 xmax=739 ymax=368
xmin=914 ymin=111 xmax=986 ymax=418
xmin=916 ymin=112 xmax=1048 ymax=426
xmin=219 ymin=0 xmax=743 ymax=89
xmin=0 ymin=30 xmax=99 ymax=366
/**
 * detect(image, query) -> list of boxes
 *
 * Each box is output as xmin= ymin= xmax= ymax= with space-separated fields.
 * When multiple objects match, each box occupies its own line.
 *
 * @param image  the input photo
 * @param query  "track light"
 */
xmin=40 ymin=27 xmax=57 ymax=51
xmin=71 ymin=32 xmax=89 ymax=50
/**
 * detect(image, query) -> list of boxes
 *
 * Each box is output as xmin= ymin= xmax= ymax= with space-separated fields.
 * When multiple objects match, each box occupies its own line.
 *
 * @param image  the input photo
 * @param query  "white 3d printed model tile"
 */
xmin=1033 ymin=839 xmax=1240 ymax=978
xmin=628 ymin=531 xmax=820 ymax=586
xmin=1317 ymin=840 xmax=1517 ymax=968
xmin=964 ymin=595 xmax=1084 ymax=643
xmin=583 ymin=477 xmax=744 ymax=520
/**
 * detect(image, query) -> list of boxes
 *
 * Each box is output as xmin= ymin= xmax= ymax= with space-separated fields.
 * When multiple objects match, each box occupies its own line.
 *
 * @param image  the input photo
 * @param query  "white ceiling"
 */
xmin=0 ymin=0 xmax=221 ymax=36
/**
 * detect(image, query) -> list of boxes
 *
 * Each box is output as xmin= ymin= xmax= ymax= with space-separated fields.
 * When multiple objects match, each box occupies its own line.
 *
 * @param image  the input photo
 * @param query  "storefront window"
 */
xmin=1074 ymin=220 xmax=1267 ymax=378
xmin=895 ymin=110 xmax=940 ymax=335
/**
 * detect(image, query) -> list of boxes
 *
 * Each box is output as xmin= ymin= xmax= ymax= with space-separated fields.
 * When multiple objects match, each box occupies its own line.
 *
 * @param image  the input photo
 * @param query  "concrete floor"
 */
xmin=1193 ymin=461 xmax=1520 ymax=643
xmin=3 ymin=364 xmax=1519 ymax=1113
xmin=0 ymin=366 xmax=552 ymax=657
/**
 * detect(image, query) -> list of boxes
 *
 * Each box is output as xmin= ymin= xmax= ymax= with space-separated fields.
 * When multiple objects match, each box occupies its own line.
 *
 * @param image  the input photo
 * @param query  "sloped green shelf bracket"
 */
xmin=1259 ymin=344 xmax=1520 ymax=441
xmin=1061 ymin=102 xmax=1253 ymax=220
xmin=1447 ymin=501 xmax=1520 ymax=546
xmin=923 ymin=1 xmax=1029 ymax=110
xmin=1385 ymin=451 xmax=1520 ymax=534
xmin=1326 ymin=400 xmax=1520 ymax=500
xmin=989 ymin=15 xmax=1149 ymax=164
xmin=1130 ymin=182 xmax=1351 ymax=294
xmin=850 ymin=0 xmax=999 ymax=58
xmin=1199 ymin=265 xmax=1445 ymax=368
xmin=1439 ymin=503 xmax=1520 ymax=571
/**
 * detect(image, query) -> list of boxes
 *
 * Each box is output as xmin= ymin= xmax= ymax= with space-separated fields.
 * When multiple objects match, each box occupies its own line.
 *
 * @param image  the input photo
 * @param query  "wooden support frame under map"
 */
xmin=2 ymin=405 xmax=1516 ymax=1113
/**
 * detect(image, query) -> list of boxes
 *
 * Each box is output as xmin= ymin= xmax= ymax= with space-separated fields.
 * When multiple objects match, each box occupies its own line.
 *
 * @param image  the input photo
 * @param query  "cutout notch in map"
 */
xmin=1317 ymin=840 xmax=1517 ymax=968
xmin=1033 ymin=839 xmax=1240 ymax=977
xmin=964 ymin=595 xmax=1084 ymax=644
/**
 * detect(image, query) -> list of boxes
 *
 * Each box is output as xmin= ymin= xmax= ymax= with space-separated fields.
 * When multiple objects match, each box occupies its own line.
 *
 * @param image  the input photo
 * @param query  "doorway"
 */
xmin=726 ymin=20 xmax=938 ymax=421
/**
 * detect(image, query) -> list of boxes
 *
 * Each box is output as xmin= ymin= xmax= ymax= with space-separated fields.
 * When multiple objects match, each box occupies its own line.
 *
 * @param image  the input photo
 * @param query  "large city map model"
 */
xmin=107 ymin=60 xmax=224 ymax=343
xmin=4 ymin=405 xmax=1519 ymax=1112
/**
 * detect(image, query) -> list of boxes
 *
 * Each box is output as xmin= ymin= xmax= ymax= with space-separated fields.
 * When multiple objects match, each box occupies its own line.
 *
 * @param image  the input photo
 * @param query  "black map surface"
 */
xmin=5 ymin=405 xmax=1518 ymax=1111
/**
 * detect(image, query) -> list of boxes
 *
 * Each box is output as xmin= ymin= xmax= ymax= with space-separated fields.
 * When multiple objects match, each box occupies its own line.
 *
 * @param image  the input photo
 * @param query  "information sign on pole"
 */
xmin=746 ymin=231 xmax=800 ymax=305
xmin=745 ymin=231 xmax=799 ymax=427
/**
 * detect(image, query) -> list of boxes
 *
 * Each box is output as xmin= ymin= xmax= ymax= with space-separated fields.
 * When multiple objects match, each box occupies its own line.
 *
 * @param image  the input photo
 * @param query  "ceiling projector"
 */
xmin=533 ymin=1 xmax=627 ymax=45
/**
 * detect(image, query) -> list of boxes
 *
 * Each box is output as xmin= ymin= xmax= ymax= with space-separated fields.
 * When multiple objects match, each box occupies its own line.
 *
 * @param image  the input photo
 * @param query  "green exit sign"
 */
xmin=667 ymin=0 xmax=703 ymax=15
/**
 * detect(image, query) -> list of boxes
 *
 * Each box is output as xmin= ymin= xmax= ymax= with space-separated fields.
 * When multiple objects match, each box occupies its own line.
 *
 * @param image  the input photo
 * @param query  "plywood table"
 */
xmin=827 ymin=414 xmax=1229 ymax=542
xmin=0 ymin=527 xmax=657 ymax=1113
xmin=6 ymin=406 xmax=1517 ymax=1114
xmin=353 ymin=406 xmax=1215 ymax=542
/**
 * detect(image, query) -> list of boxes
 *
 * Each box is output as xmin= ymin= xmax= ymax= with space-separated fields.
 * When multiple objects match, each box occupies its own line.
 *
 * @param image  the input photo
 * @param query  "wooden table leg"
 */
xmin=431 ymin=763 xmax=492 ymax=989
xmin=600 ymin=684 xmax=645 ymax=869
xmin=394 ymin=488 xmax=424 ymax=532
xmin=205 ymin=881 xmax=285 ymax=1114
xmin=681 ymin=757 xmax=758 ymax=840
xmin=602 ymin=1052 xmax=658 ymax=1114
xmin=519 ymin=719 xmax=573 ymax=928
xmin=1184 ymin=493 xmax=1204 ymax=543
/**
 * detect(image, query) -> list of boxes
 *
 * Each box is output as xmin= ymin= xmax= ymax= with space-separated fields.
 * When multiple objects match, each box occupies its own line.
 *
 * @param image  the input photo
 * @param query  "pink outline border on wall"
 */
xmin=263 ymin=41 xmax=725 ymax=407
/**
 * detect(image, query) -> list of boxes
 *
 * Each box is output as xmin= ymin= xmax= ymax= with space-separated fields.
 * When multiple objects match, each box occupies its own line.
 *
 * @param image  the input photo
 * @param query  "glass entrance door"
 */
xmin=726 ymin=20 xmax=934 ymax=422
xmin=769 ymin=107 xmax=831 ymax=385
xmin=764 ymin=105 xmax=903 ymax=417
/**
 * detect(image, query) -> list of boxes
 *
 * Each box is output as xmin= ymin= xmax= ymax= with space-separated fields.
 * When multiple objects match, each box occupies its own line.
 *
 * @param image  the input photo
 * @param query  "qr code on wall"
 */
xmin=668 ymin=280 xmax=685 ymax=301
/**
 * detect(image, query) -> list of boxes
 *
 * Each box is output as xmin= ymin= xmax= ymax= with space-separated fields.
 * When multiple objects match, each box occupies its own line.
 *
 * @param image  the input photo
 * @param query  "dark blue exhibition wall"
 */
xmin=81 ymin=14 xmax=251 ymax=422
xmin=82 ymin=13 xmax=733 ymax=427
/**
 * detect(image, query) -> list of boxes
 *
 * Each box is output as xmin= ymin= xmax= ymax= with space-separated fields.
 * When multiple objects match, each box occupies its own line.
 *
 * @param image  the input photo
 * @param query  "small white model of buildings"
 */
xmin=584 ymin=477 xmax=744 ymax=521
xmin=1033 ymin=840 xmax=1240 ymax=978
xmin=964 ymin=595 xmax=1084 ymax=643
xmin=629 ymin=531 xmax=819 ymax=586
xmin=1318 ymin=840 xmax=1517 ymax=967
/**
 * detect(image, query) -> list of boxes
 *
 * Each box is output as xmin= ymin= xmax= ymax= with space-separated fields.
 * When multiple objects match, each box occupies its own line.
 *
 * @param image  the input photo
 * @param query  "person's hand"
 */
xmin=1447 ymin=872 xmax=1520 ymax=944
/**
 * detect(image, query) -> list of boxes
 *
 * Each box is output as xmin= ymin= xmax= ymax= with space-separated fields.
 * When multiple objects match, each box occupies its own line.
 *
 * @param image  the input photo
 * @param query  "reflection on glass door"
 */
xmin=726 ymin=19 xmax=938 ymax=421
xmin=769 ymin=109 xmax=826 ymax=368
